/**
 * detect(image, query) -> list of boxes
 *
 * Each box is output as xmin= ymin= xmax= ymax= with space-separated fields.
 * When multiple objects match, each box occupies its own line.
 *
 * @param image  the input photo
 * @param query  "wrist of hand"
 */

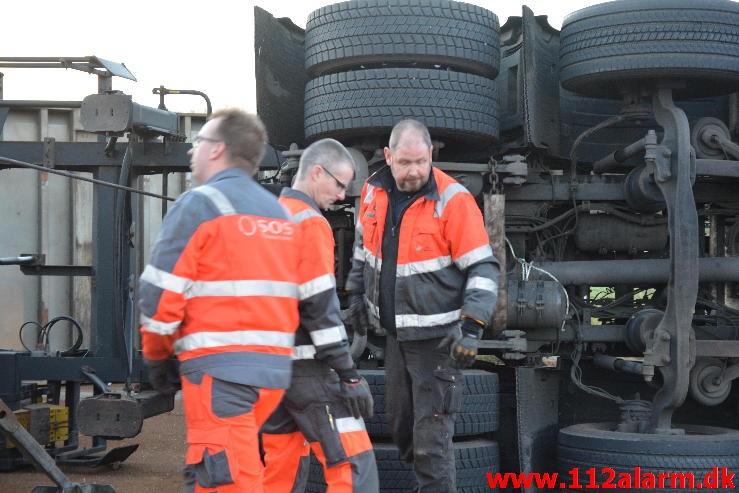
xmin=461 ymin=317 xmax=484 ymax=338
xmin=336 ymin=367 xmax=360 ymax=382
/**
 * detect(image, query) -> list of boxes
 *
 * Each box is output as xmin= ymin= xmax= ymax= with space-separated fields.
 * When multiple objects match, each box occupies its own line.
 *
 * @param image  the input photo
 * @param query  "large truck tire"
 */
xmin=306 ymin=440 xmax=500 ymax=493
xmin=559 ymin=0 xmax=739 ymax=99
xmin=304 ymin=68 xmax=500 ymax=143
xmin=305 ymin=0 xmax=500 ymax=78
xmin=558 ymin=422 xmax=739 ymax=492
xmin=360 ymin=369 xmax=499 ymax=438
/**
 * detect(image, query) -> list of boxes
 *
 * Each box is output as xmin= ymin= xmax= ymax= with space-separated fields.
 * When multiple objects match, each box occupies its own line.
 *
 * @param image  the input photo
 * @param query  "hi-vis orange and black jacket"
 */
xmin=345 ymin=166 xmax=500 ymax=341
xmin=278 ymin=188 xmax=354 ymax=374
xmin=139 ymin=168 xmax=300 ymax=389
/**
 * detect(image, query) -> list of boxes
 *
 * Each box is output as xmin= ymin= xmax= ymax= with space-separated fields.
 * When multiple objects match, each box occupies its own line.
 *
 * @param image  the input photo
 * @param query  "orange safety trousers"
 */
xmin=262 ymin=428 xmax=374 ymax=492
xmin=182 ymin=373 xmax=284 ymax=493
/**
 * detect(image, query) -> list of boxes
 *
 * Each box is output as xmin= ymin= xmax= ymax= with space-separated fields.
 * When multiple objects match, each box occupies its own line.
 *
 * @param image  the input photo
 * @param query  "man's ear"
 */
xmin=209 ymin=141 xmax=226 ymax=160
xmin=383 ymin=147 xmax=392 ymax=165
xmin=309 ymin=163 xmax=323 ymax=182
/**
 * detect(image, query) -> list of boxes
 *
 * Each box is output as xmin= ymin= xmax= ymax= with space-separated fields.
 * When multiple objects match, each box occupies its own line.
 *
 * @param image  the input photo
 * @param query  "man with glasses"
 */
xmin=262 ymin=138 xmax=378 ymax=492
xmin=139 ymin=109 xmax=301 ymax=492
xmin=345 ymin=119 xmax=500 ymax=492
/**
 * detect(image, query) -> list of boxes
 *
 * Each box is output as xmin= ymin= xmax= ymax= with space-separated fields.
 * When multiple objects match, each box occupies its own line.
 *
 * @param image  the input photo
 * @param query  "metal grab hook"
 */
xmin=153 ymin=85 xmax=212 ymax=117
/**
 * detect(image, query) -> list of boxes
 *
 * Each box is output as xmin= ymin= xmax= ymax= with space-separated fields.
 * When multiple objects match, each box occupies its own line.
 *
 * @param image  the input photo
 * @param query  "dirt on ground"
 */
xmin=0 ymin=395 xmax=187 ymax=493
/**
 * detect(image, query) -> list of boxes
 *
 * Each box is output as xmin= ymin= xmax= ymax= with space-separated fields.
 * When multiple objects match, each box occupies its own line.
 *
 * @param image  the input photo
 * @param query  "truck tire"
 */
xmin=306 ymin=440 xmax=500 ymax=493
xmin=360 ymin=369 xmax=499 ymax=438
xmin=305 ymin=0 xmax=500 ymax=78
xmin=559 ymin=0 xmax=739 ymax=99
xmin=304 ymin=68 xmax=500 ymax=143
xmin=558 ymin=422 xmax=739 ymax=492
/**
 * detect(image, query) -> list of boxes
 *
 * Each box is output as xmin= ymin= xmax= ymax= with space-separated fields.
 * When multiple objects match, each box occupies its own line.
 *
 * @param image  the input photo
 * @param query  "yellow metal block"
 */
xmin=3 ymin=404 xmax=69 ymax=448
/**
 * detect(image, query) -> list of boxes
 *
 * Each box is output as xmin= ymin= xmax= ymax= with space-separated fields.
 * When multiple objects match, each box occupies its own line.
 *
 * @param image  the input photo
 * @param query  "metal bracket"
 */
xmin=42 ymin=138 xmax=55 ymax=169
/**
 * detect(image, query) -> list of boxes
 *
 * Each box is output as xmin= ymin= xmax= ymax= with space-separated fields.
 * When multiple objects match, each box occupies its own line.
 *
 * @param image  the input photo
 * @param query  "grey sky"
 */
xmin=1 ymin=0 xmax=601 ymax=114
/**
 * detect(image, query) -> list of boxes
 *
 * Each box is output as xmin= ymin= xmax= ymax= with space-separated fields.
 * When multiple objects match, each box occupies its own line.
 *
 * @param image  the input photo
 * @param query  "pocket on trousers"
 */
xmin=433 ymin=368 xmax=463 ymax=415
xmin=185 ymin=427 xmax=235 ymax=488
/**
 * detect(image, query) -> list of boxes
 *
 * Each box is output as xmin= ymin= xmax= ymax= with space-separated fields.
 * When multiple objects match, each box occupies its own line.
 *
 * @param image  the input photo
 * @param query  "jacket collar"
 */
xmin=368 ymin=165 xmax=440 ymax=201
xmin=205 ymin=166 xmax=253 ymax=184
xmin=279 ymin=187 xmax=321 ymax=212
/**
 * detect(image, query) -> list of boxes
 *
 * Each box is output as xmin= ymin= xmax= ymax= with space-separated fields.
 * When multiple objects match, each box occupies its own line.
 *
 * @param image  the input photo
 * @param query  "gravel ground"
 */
xmin=0 ymin=395 xmax=187 ymax=493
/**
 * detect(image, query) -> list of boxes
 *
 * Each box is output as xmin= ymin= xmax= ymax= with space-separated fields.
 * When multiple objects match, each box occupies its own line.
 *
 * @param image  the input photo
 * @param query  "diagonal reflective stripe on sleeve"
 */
xmin=194 ymin=185 xmax=236 ymax=215
xmin=310 ymin=325 xmax=347 ymax=346
xmin=434 ymin=183 xmax=468 ymax=218
xmin=140 ymin=315 xmax=182 ymax=335
xmin=174 ymin=330 xmax=295 ymax=353
xmin=335 ymin=417 xmax=367 ymax=433
xmin=299 ymin=274 xmax=336 ymax=300
xmin=396 ymin=309 xmax=461 ymax=328
xmin=396 ymin=255 xmax=452 ymax=277
xmin=363 ymin=184 xmax=375 ymax=204
xmin=454 ymin=244 xmax=493 ymax=270
xmin=140 ymin=265 xmax=192 ymax=294
xmin=292 ymin=345 xmax=317 ymax=360
xmin=466 ymin=276 xmax=498 ymax=293
xmin=186 ymin=279 xmax=299 ymax=299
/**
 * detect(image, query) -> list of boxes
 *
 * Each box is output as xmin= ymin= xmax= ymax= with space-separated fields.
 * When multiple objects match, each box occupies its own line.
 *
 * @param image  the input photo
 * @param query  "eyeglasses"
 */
xmin=192 ymin=135 xmax=222 ymax=148
xmin=320 ymin=165 xmax=350 ymax=192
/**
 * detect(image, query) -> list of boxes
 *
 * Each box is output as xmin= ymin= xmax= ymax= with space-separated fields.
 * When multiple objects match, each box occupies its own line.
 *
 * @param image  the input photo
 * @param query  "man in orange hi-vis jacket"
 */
xmin=345 ymin=119 xmax=500 ymax=492
xmin=261 ymin=138 xmax=378 ymax=492
xmin=139 ymin=109 xmax=301 ymax=493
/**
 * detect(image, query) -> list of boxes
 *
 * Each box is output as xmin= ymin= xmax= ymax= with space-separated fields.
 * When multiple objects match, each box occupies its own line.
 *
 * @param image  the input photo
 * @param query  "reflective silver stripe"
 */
xmin=292 ymin=209 xmax=322 ymax=224
xmin=292 ymin=345 xmax=316 ymax=360
xmin=194 ymin=185 xmax=236 ymax=215
xmin=335 ymin=417 xmax=366 ymax=433
xmin=363 ymin=184 xmax=375 ymax=204
xmin=186 ymin=279 xmax=299 ymax=299
xmin=396 ymin=309 xmax=461 ymax=328
xmin=366 ymin=299 xmax=380 ymax=318
xmin=434 ymin=183 xmax=467 ymax=218
xmin=140 ymin=315 xmax=181 ymax=335
xmin=140 ymin=264 xmax=192 ymax=294
xmin=311 ymin=325 xmax=347 ymax=346
xmin=356 ymin=221 xmax=364 ymax=236
xmin=455 ymin=244 xmax=493 ymax=270
xmin=174 ymin=330 xmax=295 ymax=353
xmin=364 ymin=249 xmax=382 ymax=269
xmin=466 ymin=276 xmax=497 ymax=293
xmin=396 ymin=255 xmax=452 ymax=277
xmin=299 ymin=273 xmax=336 ymax=300
xmin=353 ymin=245 xmax=366 ymax=262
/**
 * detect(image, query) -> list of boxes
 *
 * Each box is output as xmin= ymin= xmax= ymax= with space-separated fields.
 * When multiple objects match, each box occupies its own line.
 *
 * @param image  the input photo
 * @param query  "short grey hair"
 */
xmin=297 ymin=138 xmax=356 ymax=180
xmin=388 ymin=119 xmax=432 ymax=151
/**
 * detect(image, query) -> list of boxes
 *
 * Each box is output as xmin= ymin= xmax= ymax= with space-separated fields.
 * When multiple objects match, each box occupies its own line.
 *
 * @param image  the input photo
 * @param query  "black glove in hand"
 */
xmin=437 ymin=318 xmax=484 ymax=369
xmin=340 ymin=377 xmax=374 ymax=419
xmin=144 ymin=357 xmax=180 ymax=396
xmin=342 ymin=292 xmax=369 ymax=337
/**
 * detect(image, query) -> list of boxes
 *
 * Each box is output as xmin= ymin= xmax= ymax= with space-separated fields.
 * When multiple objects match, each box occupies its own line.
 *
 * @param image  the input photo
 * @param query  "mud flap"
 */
xmin=516 ymin=367 xmax=559 ymax=493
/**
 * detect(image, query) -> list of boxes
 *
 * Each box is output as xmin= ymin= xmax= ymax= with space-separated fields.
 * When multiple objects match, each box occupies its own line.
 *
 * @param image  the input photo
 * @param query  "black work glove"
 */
xmin=341 ymin=292 xmax=369 ymax=337
xmin=144 ymin=357 xmax=180 ymax=396
xmin=337 ymin=368 xmax=374 ymax=419
xmin=437 ymin=318 xmax=484 ymax=369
